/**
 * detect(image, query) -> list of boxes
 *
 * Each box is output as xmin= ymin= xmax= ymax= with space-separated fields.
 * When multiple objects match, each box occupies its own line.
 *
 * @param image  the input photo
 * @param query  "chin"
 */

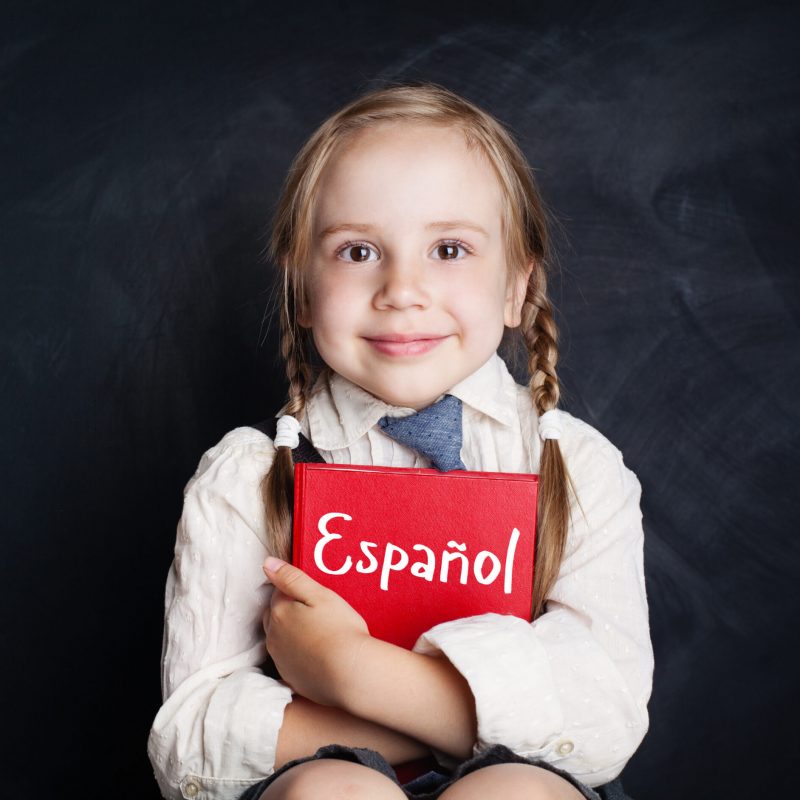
xmin=375 ymin=388 xmax=443 ymax=410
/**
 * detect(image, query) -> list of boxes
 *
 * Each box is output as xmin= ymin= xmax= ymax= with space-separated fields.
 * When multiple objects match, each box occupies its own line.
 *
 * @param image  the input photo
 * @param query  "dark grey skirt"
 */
xmin=236 ymin=743 xmax=632 ymax=800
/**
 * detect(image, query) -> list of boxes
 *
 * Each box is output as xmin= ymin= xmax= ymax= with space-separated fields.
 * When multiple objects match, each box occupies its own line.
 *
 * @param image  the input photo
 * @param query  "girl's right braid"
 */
xmin=262 ymin=299 xmax=312 ymax=561
xmin=520 ymin=276 xmax=573 ymax=619
xmin=281 ymin=316 xmax=312 ymax=419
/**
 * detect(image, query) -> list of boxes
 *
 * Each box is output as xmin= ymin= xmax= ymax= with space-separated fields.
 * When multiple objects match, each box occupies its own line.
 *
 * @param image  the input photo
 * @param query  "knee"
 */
xmin=440 ymin=763 xmax=587 ymax=800
xmin=258 ymin=759 xmax=406 ymax=800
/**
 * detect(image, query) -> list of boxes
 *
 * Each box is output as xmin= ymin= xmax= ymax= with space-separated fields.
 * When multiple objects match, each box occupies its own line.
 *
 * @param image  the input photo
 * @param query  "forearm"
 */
xmin=336 ymin=636 xmax=477 ymax=760
xmin=263 ymin=559 xmax=477 ymax=762
xmin=274 ymin=694 xmax=431 ymax=769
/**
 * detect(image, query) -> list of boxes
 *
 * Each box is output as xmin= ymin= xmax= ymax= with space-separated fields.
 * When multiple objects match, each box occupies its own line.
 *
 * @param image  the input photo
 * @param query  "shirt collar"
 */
xmin=305 ymin=352 xmax=518 ymax=452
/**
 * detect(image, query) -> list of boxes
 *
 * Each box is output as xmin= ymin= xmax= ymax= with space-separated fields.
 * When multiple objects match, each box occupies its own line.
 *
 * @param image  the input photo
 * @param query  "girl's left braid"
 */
xmin=519 ymin=270 xmax=574 ymax=619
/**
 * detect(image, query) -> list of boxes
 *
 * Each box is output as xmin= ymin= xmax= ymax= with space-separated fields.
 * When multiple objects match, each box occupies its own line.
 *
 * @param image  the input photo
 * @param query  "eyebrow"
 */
xmin=318 ymin=220 xmax=490 ymax=239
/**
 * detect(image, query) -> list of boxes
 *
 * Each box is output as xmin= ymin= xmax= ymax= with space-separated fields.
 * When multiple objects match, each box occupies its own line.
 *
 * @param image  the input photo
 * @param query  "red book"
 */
xmin=292 ymin=463 xmax=539 ymax=650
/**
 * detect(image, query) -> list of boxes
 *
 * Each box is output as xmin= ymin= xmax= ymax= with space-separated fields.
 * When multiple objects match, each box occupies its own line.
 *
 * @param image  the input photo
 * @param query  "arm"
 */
xmin=147 ymin=430 xmax=292 ymax=800
xmin=147 ymin=429 xmax=426 ymax=800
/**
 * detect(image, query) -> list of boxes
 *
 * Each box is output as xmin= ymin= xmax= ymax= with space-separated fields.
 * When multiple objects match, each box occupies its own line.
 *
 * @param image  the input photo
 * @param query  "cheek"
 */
xmin=451 ymin=274 xmax=508 ymax=335
xmin=305 ymin=275 xmax=365 ymax=336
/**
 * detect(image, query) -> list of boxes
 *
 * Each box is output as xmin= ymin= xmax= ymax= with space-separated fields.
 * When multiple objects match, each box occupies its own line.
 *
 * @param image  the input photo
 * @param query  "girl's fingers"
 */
xmin=263 ymin=558 xmax=318 ymax=605
xmin=262 ymin=556 xmax=286 ymax=577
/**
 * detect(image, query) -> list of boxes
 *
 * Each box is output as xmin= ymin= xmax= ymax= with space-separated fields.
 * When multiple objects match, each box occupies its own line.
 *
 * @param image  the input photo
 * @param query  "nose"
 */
xmin=373 ymin=256 xmax=431 ymax=311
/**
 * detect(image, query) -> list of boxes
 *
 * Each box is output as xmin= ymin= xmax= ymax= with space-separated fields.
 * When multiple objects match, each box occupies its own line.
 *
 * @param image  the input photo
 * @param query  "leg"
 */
xmin=258 ymin=758 xmax=407 ymax=800
xmin=439 ymin=763 xmax=589 ymax=800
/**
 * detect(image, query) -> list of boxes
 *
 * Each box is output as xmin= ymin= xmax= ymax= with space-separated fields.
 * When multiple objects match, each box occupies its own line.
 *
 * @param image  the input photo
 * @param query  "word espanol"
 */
xmin=313 ymin=512 xmax=520 ymax=592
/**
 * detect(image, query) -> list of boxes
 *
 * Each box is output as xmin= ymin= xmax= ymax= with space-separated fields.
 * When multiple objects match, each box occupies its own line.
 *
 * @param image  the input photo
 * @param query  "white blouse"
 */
xmin=147 ymin=352 xmax=654 ymax=800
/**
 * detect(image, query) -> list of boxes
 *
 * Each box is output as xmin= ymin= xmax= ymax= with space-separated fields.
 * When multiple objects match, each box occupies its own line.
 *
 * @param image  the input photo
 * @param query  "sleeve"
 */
xmin=412 ymin=421 xmax=654 ymax=787
xmin=147 ymin=428 xmax=294 ymax=800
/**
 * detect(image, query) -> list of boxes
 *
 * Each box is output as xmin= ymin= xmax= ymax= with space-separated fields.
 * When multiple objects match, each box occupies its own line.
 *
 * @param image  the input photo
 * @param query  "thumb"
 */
xmin=262 ymin=557 xmax=317 ymax=605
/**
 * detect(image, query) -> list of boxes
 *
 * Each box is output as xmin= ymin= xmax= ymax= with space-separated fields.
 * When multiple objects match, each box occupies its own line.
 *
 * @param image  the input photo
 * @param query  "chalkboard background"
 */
xmin=3 ymin=1 xmax=798 ymax=797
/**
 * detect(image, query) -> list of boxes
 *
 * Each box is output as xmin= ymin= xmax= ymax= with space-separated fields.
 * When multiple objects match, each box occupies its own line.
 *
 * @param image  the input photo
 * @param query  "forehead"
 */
xmin=313 ymin=122 xmax=504 ymax=232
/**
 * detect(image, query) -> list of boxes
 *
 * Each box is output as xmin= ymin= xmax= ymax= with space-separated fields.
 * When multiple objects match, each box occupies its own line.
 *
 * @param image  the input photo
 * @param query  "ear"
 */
xmin=297 ymin=300 xmax=312 ymax=329
xmin=504 ymin=260 xmax=534 ymax=328
xmin=295 ymin=286 xmax=313 ymax=329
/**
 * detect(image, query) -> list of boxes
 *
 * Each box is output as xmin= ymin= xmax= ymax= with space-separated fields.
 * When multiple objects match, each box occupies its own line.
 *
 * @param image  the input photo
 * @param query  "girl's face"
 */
xmin=301 ymin=122 xmax=529 ymax=410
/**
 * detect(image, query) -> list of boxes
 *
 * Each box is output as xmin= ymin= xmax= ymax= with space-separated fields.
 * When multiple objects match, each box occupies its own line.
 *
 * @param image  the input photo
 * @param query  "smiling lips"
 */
xmin=364 ymin=333 xmax=450 ymax=356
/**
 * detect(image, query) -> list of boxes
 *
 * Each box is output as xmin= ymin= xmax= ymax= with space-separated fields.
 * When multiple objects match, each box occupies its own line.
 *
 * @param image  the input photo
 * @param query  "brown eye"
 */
xmin=436 ymin=243 xmax=459 ymax=259
xmin=338 ymin=243 xmax=377 ymax=263
xmin=349 ymin=245 xmax=371 ymax=262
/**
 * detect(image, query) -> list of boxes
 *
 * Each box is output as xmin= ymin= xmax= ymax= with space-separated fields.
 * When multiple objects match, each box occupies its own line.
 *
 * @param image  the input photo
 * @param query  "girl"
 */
xmin=148 ymin=82 xmax=653 ymax=800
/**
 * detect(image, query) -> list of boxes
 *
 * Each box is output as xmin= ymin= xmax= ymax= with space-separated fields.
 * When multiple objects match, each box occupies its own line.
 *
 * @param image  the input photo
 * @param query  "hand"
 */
xmin=262 ymin=557 xmax=370 ymax=708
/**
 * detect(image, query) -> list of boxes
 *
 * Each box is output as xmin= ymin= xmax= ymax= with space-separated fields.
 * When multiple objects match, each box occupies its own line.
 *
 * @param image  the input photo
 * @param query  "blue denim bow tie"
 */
xmin=378 ymin=394 xmax=466 ymax=472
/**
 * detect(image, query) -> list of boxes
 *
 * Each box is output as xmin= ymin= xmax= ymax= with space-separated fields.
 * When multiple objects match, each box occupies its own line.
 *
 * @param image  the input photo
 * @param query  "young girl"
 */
xmin=148 ymin=82 xmax=653 ymax=800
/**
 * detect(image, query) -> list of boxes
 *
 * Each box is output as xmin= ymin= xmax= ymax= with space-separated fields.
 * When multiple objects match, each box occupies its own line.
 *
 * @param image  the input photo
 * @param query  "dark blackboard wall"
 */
xmin=3 ymin=0 xmax=798 ymax=796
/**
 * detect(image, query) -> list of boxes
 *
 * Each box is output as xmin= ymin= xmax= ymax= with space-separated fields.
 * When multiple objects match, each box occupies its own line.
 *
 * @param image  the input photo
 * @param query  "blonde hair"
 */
xmin=262 ymin=81 xmax=575 ymax=619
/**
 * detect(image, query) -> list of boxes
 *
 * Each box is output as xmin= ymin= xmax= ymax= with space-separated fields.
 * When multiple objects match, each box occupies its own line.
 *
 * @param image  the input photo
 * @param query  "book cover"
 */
xmin=292 ymin=462 xmax=538 ymax=650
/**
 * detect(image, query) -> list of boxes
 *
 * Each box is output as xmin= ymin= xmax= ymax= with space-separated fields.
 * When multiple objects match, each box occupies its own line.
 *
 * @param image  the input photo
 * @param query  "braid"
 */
xmin=520 ymin=277 xmax=561 ymax=412
xmin=521 ymin=272 xmax=574 ymax=619
xmin=261 ymin=290 xmax=313 ymax=561
xmin=280 ymin=295 xmax=312 ymax=417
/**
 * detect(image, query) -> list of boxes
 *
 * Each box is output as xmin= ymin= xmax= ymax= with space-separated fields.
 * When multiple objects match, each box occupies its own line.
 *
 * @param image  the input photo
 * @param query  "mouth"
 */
xmin=363 ymin=333 xmax=450 ymax=357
